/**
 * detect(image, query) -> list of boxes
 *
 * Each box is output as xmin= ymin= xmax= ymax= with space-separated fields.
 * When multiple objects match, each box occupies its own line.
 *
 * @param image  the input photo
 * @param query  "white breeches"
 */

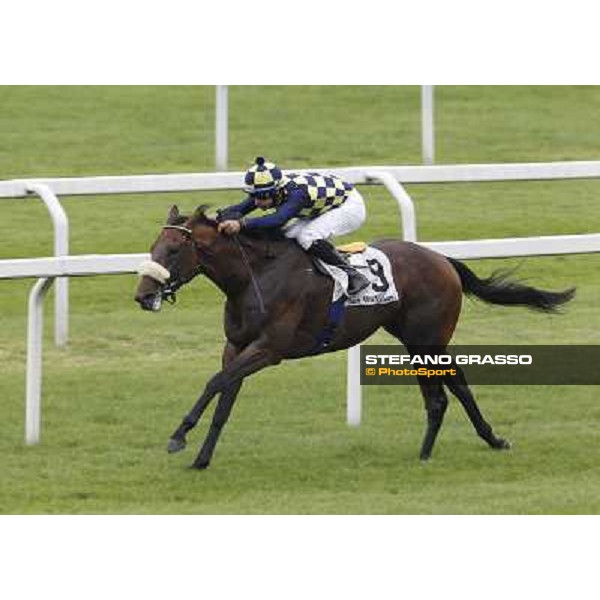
xmin=282 ymin=189 xmax=367 ymax=250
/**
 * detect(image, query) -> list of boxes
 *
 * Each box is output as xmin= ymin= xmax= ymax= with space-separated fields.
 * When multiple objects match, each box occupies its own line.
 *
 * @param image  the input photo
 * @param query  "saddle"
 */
xmin=336 ymin=241 xmax=368 ymax=254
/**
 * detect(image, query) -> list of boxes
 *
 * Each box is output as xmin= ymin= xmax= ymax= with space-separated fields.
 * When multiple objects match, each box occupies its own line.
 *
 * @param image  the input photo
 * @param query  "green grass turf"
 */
xmin=0 ymin=86 xmax=599 ymax=513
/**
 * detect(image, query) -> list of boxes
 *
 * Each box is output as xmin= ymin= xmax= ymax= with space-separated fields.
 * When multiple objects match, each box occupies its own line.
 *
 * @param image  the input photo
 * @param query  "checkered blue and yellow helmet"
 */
xmin=244 ymin=156 xmax=283 ymax=196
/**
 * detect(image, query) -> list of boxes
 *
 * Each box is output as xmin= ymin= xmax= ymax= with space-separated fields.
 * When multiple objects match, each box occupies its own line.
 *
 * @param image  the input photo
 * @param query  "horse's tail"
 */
xmin=446 ymin=257 xmax=576 ymax=312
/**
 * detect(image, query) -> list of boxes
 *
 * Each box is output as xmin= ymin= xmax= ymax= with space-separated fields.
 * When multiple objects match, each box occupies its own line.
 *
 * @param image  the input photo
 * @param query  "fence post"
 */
xmin=347 ymin=171 xmax=418 ymax=426
xmin=421 ymin=85 xmax=435 ymax=165
xmin=25 ymin=183 xmax=69 ymax=347
xmin=26 ymin=277 xmax=55 ymax=444
xmin=216 ymin=85 xmax=229 ymax=171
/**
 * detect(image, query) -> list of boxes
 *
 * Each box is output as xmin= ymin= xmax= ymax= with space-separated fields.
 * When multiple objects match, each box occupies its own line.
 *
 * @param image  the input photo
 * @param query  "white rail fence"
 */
xmin=2 ymin=161 xmax=600 ymax=441
xmin=3 ymin=160 xmax=600 ymax=347
xmin=0 ymin=255 xmax=148 ymax=445
xmin=1 ymin=165 xmax=422 ymax=347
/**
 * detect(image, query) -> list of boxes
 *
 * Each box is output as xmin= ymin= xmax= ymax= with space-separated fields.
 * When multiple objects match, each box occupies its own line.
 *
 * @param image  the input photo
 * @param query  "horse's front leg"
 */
xmin=168 ymin=342 xmax=241 ymax=453
xmin=190 ymin=378 xmax=243 ymax=469
xmin=191 ymin=342 xmax=280 ymax=469
xmin=168 ymin=339 xmax=279 ymax=468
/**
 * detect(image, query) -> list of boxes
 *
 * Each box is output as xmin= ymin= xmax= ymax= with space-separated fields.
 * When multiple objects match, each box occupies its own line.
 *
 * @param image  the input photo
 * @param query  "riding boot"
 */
xmin=308 ymin=239 xmax=370 ymax=296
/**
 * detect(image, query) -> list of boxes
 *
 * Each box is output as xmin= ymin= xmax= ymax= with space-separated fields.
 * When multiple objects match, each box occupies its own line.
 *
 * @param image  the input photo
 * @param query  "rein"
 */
xmin=161 ymin=224 xmax=267 ymax=315
xmin=232 ymin=235 xmax=267 ymax=315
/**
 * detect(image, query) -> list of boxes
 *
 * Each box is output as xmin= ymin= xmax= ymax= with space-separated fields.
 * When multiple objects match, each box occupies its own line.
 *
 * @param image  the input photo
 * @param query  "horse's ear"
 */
xmin=167 ymin=205 xmax=180 ymax=225
xmin=192 ymin=204 xmax=212 ymax=221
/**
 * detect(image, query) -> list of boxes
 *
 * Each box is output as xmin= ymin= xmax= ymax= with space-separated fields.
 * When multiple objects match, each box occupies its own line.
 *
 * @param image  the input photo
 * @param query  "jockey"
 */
xmin=217 ymin=156 xmax=370 ymax=296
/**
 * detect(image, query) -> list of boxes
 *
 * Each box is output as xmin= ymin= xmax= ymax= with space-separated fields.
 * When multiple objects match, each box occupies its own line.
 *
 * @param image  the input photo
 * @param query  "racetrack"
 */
xmin=0 ymin=86 xmax=598 ymax=513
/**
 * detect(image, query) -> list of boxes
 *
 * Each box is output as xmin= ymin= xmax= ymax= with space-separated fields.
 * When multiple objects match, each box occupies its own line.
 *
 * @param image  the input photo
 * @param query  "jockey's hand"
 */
xmin=218 ymin=219 xmax=241 ymax=235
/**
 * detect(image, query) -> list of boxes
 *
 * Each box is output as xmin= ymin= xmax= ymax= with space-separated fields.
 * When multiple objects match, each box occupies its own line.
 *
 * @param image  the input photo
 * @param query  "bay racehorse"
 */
xmin=134 ymin=205 xmax=575 ymax=469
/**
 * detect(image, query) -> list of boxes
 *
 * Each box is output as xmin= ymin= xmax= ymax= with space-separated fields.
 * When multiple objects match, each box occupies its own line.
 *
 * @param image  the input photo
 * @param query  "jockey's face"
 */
xmin=254 ymin=188 xmax=279 ymax=210
xmin=256 ymin=197 xmax=274 ymax=210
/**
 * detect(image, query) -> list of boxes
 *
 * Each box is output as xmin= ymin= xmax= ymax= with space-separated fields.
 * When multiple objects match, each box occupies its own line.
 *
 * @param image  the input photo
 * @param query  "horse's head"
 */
xmin=134 ymin=205 xmax=218 ymax=312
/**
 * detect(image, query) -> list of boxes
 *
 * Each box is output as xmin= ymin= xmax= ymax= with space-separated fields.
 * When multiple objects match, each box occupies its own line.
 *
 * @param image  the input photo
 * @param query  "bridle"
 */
xmin=163 ymin=225 xmax=194 ymax=236
xmin=160 ymin=224 xmax=266 ymax=313
xmin=154 ymin=224 xmax=196 ymax=303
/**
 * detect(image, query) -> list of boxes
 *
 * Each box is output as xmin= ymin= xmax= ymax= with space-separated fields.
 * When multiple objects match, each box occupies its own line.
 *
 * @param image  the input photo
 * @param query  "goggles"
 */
xmin=249 ymin=188 xmax=278 ymax=200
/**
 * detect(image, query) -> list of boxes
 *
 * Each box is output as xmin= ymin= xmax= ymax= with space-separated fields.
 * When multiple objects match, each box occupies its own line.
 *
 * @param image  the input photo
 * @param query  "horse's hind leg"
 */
xmin=415 ymin=374 xmax=449 ymax=461
xmin=385 ymin=322 xmax=451 ymax=460
xmin=443 ymin=368 xmax=511 ymax=451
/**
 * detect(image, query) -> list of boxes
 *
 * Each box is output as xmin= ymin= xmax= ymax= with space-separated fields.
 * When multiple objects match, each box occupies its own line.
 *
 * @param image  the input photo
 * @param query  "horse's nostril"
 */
xmin=135 ymin=293 xmax=149 ymax=306
xmin=135 ymin=292 xmax=163 ymax=312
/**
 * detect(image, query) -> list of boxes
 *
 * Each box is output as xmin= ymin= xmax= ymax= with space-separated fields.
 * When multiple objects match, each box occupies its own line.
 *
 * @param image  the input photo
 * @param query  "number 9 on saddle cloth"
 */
xmin=316 ymin=245 xmax=399 ymax=306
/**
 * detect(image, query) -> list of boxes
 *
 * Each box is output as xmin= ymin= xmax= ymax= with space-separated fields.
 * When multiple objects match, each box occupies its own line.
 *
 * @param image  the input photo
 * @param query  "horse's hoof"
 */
xmin=190 ymin=461 xmax=209 ymax=470
xmin=167 ymin=438 xmax=186 ymax=454
xmin=494 ymin=438 xmax=512 ymax=450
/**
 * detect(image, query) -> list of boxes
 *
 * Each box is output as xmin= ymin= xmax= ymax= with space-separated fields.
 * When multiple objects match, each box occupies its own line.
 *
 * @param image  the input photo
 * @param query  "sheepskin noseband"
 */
xmin=137 ymin=260 xmax=171 ymax=284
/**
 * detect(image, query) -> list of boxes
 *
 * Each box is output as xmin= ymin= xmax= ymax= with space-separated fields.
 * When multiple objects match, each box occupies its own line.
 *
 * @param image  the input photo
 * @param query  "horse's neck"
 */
xmin=200 ymin=235 xmax=300 ymax=297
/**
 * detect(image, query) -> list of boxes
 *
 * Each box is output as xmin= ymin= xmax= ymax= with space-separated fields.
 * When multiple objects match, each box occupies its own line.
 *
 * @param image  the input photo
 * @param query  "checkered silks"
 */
xmin=285 ymin=172 xmax=354 ymax=217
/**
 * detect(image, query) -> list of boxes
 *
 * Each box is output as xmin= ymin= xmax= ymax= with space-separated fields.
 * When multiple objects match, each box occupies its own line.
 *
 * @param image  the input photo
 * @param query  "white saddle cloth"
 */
xmin=316 ymin=246 xmax=400 ymax=306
